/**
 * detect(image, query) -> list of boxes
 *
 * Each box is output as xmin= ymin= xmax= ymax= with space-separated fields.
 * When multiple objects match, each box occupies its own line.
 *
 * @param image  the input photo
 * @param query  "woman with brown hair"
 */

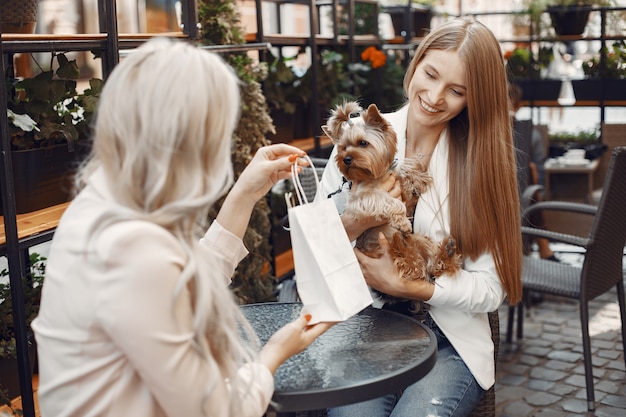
xmin=320 ymin=17 xmax=522 ymax=416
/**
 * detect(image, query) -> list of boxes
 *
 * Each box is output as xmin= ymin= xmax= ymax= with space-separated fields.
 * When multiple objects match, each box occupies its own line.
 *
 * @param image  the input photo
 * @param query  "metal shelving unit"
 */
xmin=0 ymin=2 xmax=200 ymax=415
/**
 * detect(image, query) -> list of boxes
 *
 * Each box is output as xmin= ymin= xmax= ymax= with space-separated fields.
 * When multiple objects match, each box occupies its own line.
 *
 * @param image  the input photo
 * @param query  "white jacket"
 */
xmin=318 ymin=105 xmax=506 ymax=390
xmin=32 ymin=167 xmax=274 ymax=417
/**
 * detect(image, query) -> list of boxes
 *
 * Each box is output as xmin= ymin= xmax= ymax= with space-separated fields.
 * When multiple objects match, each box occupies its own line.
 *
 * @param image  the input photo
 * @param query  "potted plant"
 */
xmin=505 ymin=46 xmax=560 ymax=100
xmin=525 ymin=0 xmax=615 ymax=37
xmin=547 ymin=127 xmax=603 ymax=158
xmin=198 ymin=0 xmax=278 ymax=304
xmin=0 ymin=253 xmax=45 ymax=402
xmin=262 ymin=50 xmax=309 ymax=142
xmin=381 ymin=0 xmax=440 ymax=39
xmin=3 ymin=52 xmax=102 ymax=215
xmin=575 ymin=40 xmax=626 ymax=100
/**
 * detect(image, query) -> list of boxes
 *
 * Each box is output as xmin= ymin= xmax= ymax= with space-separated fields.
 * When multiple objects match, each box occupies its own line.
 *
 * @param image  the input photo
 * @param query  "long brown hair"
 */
xmin=404 ymin=18 xmax=522 ymax=304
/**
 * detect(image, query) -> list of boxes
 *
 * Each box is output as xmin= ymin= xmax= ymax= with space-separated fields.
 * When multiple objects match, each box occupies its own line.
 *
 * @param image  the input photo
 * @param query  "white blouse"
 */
xmin=318 ymin=105 xmax=506 ymax=390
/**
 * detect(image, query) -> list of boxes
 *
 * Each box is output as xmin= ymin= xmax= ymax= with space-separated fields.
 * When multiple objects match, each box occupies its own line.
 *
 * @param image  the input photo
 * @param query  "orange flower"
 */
xmin=504 ymin=50 xmax=513 ymax=60
xmin=361 ymin=46 xmax=387 ymax=69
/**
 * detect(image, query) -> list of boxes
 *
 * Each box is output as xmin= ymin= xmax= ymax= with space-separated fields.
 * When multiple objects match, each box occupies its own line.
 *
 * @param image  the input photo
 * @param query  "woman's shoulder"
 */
xmin=382 ymin=104 xmax=408 ymax=125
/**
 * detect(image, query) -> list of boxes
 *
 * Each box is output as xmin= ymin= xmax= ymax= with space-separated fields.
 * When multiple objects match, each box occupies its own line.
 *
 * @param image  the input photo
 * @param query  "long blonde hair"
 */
xmin=76 ymin=37 xmax=258 ymax=412
xmin=404 ymin=18 xmax=522 ymax=304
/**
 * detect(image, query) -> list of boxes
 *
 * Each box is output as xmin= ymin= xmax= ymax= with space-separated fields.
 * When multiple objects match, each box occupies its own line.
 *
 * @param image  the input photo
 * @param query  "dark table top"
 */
xmin=240 ymin=302 xmax=437 ymax=412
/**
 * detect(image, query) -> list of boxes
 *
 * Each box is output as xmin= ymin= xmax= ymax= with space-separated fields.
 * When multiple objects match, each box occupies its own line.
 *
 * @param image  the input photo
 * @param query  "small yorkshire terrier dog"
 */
xmin=322 ymin=101 xmax=461 ymax=304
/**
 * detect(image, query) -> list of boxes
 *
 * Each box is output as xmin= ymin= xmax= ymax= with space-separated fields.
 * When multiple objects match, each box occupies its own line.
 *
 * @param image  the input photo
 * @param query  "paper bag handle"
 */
xmin=290 ymin=154 xmax=321 ymax=206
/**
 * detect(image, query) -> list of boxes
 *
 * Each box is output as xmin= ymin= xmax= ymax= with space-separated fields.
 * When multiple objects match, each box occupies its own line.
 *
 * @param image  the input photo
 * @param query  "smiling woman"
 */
xmin=319 ymin=17 xmax=522 ymax=417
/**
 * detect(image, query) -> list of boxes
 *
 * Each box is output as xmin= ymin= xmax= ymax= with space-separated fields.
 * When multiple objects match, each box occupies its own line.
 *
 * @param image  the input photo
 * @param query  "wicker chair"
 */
xmin=506 ymin=146 xmax=626 ymax=412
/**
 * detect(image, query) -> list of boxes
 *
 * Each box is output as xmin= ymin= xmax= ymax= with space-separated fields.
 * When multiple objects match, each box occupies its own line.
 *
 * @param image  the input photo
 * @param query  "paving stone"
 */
xmin=605 ymin=360 xmax=625 ymax=371
xmin=600 ymin=394 xmax=626 ymax=409
xmin=525 ymin=346 xmax=552 ymax=357
xmin=549 ymin=383 xmax=577 ymax=396
xmin=595 ymin=332 xmax=620 ymax=341
xmin=503 ymin=401 xmax=534 ymax=416
xmin=502 ymin=363 xmax=528 ymax=376
xmin=499 ymin=374 xmax=527 ymax=386
xmin=594 ymin=406 xmax=626 ymax=417
xmin=597 ymin=349 xmax=622 ymax=360
xmin=530 ymin=367 xmax=568 ymax=382
xmin=607 ymin=369 xmax=626 ymax=381
xmin=524 ymin=391 xmax=561 ymax=406
xmin=589 ymin=356 xmax=610 ymax=367
xmin=526 ymin=379 xmax=555 ymax=391
xmin=543 ymin=360 xmax=576 ymax=373
xmin=595 ymin=380 xmax=621 ymax=395
xmin=494 ymin=385 xmax=532 ymax=403
xmin=546 ymin=351 xmax=580 ymax=363
xmin=564 ymin=374 xmax=588 ymax=388
xmin=534 ymin=409 xmax=567 ymax=417
xmin=560 ymin=398 xmax=591 ymax=414
xmin=518 ymin=354 xmax=541 ymax=366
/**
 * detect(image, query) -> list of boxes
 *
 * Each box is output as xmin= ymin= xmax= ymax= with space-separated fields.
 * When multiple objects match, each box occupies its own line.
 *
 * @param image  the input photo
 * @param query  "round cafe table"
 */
xmin=240 ymin=302 xmax=437 ymax=415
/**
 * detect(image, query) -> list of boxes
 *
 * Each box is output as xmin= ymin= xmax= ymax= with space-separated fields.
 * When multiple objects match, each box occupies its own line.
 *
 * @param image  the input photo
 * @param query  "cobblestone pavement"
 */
xmin=495 ymin=249 xmax=626 ymax=417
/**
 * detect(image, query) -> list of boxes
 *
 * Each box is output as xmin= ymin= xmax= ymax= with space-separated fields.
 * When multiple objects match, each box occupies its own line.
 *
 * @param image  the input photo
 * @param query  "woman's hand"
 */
xmin=257 ymin=315 xmax=335 ymax=375
xmin=355 ymin=232 xmax=435 ymax=300
xmin=217 ymin=144 xmax=306 ymax=239
xmin=342 ymin=172 xmax=403 ymax=241
xmin=234 ymin=144 xmax=308 ymax=203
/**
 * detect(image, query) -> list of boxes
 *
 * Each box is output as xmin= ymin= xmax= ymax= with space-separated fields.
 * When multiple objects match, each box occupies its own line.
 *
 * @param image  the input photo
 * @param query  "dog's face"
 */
xmin=322 ymin=102 xmax=397 ymax=183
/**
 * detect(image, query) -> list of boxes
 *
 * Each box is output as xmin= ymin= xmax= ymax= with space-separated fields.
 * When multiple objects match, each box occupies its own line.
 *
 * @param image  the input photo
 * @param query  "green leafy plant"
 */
xmin=582 ymin=40 xmax=626 ymax=79
xmin=522 ymin=0 xmax=614 ymax=37
xmin=198 ymin=0 xmax=277 ymax=304
xmin=5 ymin=52 xmax=103 ymax=151
xmin=505 ymin=46 xmax=554 ymax=79
xmin=549 ymin=128 xmax=599 ymax=145
xmin=263 ymin=51 xmax=308 ymax=115
xmin=0 ymin=253 xmax=46 ymax=360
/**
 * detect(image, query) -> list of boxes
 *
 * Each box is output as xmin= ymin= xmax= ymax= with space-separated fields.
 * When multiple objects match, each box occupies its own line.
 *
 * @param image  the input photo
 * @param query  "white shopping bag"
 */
xmin=286 ymin=157 xmax=372 ymax=324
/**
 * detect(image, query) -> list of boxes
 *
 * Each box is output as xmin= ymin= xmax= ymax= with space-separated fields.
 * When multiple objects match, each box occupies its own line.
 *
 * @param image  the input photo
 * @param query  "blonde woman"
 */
xmin=32 ymin=38 xmax=332 ymax=417
xmin=321 ymin=18 xmax=522 ymax=416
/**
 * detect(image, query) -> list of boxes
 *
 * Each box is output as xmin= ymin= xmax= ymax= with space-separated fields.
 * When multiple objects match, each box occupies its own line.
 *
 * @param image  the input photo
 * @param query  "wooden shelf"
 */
xmin=0 ymin=202 xmax=69 ymax=247
xmin=0 ymin=375 xmax=39 ymax=417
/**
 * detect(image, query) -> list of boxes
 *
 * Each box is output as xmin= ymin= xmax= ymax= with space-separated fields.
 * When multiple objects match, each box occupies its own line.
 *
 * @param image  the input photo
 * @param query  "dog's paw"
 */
xmin=445 ymin=236 xmax=457 ymax=256
xmin=431 ymin=236 xmax=462 ymax=277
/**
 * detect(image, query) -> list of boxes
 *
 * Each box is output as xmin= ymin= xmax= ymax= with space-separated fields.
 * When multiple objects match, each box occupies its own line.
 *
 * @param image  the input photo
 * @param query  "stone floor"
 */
xmin=495 ymin=246 xmax=626 ymax=417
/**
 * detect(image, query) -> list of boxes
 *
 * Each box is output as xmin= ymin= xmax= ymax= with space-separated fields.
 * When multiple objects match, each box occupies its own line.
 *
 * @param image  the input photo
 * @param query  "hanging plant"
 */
xmin=197 ymin=0 xmax=277 ymax=304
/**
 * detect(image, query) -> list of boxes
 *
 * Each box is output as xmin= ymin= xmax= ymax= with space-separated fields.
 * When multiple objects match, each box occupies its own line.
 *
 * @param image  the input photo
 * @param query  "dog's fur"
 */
xmin=322 ymin=102 xmax=462 ymax=303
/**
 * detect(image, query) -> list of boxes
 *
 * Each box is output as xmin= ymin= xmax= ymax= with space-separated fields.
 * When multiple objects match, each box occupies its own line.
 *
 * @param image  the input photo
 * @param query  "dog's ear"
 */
xmin=362 ymin=103 xmax=388 ymax=130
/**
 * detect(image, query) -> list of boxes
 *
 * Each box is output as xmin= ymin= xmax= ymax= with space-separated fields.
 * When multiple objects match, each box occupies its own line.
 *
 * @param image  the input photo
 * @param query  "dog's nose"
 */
xmin=343 ymin=156 xmax=352 ymax=166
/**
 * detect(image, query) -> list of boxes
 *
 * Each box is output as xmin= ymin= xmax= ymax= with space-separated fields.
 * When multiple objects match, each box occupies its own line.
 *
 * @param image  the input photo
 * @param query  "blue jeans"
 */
xmin=327 ymin=314 xmax=485 ymax=417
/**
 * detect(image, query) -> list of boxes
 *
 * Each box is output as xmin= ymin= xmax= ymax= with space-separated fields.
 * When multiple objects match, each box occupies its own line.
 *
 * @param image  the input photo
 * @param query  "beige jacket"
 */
xmin=32 ymin=167 xmax=273 ymax=417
